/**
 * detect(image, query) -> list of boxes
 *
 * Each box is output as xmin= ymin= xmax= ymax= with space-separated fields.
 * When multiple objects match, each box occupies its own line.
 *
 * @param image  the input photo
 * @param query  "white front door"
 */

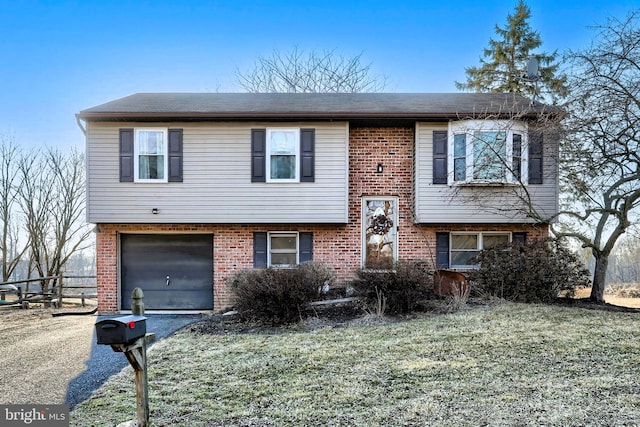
xmin=362 ymin=197 xmax=398 ymax=269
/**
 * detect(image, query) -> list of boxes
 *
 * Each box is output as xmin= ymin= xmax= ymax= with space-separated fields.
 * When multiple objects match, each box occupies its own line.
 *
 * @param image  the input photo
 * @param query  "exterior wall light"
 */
xmin=376 ymin=163 xmax=384 ymax=173
xmin=151 ymin=208 xmax=159 ymax=215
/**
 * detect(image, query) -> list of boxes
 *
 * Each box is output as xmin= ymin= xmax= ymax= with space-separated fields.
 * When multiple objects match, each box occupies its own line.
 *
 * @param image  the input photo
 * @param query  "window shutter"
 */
xmin=528 ymin=131 xmax=543 ymax=184
xmin=300 ymin=129 xmax=315 ymax=182
xmin=119 ymin=129 xmax=134 ymax=182
xmin=435 ymin=232 xmax=450 ymax=268
xmin=168 ymin=129 xmax=183 ymax=182
xmin=253 ymin=232 xmax=267 ymax=268
xmin=251 ymin=129 xmax=266 ymax=182
xmin=433 ymin=131 xmax=448 ymax=184
xmin=299 ymin=232 xmax=313 ymax=262
xmin=512 ymin=232 xmax=527 ymax=245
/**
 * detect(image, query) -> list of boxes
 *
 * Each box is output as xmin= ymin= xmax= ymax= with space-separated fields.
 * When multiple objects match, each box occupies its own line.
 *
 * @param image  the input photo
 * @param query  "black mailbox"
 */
xmin=96 ymin=315 xmax=147 ymax=345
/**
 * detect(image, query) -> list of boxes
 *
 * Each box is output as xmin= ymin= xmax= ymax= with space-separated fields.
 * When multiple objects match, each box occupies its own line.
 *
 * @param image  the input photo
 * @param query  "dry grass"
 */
xmin=71 ymin=303 xmax=640 ymax=426
xmin=575 ymin=286 xmax=640 ymax=308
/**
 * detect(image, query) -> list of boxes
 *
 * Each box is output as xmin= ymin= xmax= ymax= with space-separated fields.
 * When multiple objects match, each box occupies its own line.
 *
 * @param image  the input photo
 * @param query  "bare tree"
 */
xmin=609 ymin=230 xmax=640 ymax=285
xmin=557 ymin=12 xmax=640 ymax=303
xmin=17 ymin=147 xmax=91 ymax=291
xmin=235 ymin=47 xmax=387 ymax=93
xmin=0 ymin=135 xmax=28 ymax=281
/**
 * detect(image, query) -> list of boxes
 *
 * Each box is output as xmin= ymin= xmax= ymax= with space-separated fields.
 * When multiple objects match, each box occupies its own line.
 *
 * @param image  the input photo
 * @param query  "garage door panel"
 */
xmin=121 ymin=234 xmax=213 ymax=310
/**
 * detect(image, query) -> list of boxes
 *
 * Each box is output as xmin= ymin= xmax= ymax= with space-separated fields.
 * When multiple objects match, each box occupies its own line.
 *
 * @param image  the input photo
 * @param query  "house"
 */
xmin=76 ymin=93 xmax=558 ymax=313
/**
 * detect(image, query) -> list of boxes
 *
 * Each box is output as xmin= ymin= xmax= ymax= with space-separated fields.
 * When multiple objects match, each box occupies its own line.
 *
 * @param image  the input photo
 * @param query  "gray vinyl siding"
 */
xmin=86 ymin=122 xmax=349 ymax=223
xmin=414 ymin=122 xmax=558 ymax=224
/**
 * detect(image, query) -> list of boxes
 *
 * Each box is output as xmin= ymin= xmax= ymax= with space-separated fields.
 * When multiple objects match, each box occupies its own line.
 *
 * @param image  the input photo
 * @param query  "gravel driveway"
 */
xmin=0 ymin=307 xmax=205 ymax=409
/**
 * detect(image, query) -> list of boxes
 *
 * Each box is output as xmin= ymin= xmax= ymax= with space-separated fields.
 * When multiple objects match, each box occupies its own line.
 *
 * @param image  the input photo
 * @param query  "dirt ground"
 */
xmin=0 ymin=304 xmax=97 ymax=405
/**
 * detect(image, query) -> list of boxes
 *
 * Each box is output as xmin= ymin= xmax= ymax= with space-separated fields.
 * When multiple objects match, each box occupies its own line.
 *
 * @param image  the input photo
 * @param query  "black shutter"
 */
xmin=299 ymin=232 xmax=313 ymax=262
xmin=435 ymin=232 xmax=450 ymax=268
xmin=251 ymin=129 xmax=266 ymax=182
xmin=168 ymin=129 xmax=183 ymax=182
xmin=512 ymin=232 xmax=527 ymax=245
xmin=433 ymin=131 xmax=448 ymax=184
xmin=528 ymin=131 xmax=543 ymax=184
xmin=253 ymin=232 xmax=267 ymax=268
xmin=119 ymin=129 xmax=134 ymax=182
xmin=300 ymin=129 xmax=315 ymax=182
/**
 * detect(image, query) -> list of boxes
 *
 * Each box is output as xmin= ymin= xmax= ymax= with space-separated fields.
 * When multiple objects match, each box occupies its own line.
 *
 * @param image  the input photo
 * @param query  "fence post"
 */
xmin=57 ymin=273 xmax=64 ymax=308
xmin=131 ymin=287 xmax=150 ymax=427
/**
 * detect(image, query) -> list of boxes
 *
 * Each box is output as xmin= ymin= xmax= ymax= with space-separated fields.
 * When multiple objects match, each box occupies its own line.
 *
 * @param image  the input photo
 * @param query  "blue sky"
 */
xmin=0 ymin=0 xmax=637 ymax=149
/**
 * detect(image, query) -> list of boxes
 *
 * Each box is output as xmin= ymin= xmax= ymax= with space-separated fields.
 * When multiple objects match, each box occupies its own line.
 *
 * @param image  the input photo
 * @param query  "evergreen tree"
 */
xmin=456 ymin=1 xmax=567 ymax=103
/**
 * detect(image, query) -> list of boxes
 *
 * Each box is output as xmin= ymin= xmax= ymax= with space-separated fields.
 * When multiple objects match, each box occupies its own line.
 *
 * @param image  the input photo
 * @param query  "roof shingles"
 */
xmin=77 ymin=92 xmax=549 ymax=120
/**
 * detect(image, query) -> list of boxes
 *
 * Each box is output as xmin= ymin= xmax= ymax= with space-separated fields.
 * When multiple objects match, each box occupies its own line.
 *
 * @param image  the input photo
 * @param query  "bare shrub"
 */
xmin=229 ymin=262 xmax=335 ymax=325
xmin=469 ymin=238 xmax=590 ymax=303
xmin=444 ymin=281 xmax=471 ymax=313
xmin=606 ymin=283 xmax=640 ymax=298
xmin=352 ymin=259 xmax=435 ymax=314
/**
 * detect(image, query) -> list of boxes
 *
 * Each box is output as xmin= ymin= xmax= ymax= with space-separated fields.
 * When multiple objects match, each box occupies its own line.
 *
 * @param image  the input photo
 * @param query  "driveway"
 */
xmin=0 ymin=308 xmax=206 ymax=409
xmin=66 ymin=313 xmax=206 ymax=408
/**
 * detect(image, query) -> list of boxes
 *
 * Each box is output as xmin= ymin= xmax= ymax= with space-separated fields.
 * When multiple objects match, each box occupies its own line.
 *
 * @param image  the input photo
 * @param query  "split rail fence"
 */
xmin=0 ymin=274 xmax=97 ymax=308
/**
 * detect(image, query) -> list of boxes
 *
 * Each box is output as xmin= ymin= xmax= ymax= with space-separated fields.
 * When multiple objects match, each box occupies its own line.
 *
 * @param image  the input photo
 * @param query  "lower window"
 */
xmin=450 ymin=232 xmax=511 ymax=268
xmin=268 ymin=232 xmax=299 ymax=267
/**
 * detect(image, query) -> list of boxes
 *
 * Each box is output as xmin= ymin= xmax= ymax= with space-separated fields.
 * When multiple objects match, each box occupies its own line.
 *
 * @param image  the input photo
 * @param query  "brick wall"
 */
xmin=95 ymin=126 xmax=548 ymax=313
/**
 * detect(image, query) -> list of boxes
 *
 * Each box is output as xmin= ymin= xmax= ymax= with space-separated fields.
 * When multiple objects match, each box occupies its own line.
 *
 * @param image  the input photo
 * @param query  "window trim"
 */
xmin=134 ymin=128 xmax=169 ymax=183
xmin=267 ymin=231 xmax=299 ymax=268
xmin=448 ymin=120 xmax=528 ymax=185
xmin=450 ymin=231 xmax=512 ymax=269
xmin=265 ymin=128 xmax=300 ymax=183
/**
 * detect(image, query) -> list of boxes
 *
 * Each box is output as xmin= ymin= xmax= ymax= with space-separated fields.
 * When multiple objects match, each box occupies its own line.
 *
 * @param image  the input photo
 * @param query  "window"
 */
xmin=449 ymin=121 xmax=527 ymax=184
xmin=267 ymin=129 xmax=299 ymax=181
xmin=135 ymin=129 xmax=168 ymax=182
xmin=268 ymin=232 xmax=298 ymax=267
xmin=450 ymin=232 xmax=511 ymax=268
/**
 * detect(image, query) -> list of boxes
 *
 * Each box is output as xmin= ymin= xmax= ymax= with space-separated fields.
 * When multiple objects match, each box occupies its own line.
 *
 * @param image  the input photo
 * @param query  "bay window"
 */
xmin=449 ymin=120 xmax=527 ymax=185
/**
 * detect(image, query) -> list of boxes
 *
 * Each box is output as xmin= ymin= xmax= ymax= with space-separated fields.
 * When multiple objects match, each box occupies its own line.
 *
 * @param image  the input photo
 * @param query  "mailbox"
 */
xmin=96 ymin=315 xmax=147 ymax=345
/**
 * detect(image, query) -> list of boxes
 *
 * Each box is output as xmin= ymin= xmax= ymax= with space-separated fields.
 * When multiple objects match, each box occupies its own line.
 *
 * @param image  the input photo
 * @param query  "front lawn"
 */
xmin=71 ymin=303 xmax=640 ymax=426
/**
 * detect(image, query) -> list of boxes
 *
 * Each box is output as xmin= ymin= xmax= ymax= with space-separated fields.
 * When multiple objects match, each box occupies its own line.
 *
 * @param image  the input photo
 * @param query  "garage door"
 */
xmin=121 ymin=234 xmax=213 ymax=310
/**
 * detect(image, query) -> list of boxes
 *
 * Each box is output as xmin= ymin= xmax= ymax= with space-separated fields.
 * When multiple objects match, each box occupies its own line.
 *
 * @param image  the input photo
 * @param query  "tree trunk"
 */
xmin=590 ymin=254 xmax=609 ymax=303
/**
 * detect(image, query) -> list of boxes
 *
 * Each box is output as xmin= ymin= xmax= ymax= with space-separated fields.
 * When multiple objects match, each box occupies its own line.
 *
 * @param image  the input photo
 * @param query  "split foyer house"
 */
xmin=76 ymin=93 xmax=558 ymax=313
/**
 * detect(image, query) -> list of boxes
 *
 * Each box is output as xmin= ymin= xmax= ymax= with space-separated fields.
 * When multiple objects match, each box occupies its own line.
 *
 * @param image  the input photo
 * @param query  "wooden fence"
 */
xmin=0 ymin=274 xmax=97 ymax=308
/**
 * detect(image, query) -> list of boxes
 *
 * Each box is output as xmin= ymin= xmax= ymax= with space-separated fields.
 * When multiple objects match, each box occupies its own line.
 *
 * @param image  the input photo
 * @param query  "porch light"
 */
xmin=376 ymin=163 xmax=384 ymax=173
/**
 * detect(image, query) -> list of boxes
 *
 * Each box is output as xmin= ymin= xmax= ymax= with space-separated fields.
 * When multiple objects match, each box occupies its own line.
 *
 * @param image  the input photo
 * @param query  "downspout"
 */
xmin=76 ymin=116 xmax=86 ymax=136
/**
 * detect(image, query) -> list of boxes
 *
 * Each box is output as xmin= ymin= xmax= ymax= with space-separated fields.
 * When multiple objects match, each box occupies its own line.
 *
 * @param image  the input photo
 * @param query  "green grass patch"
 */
xmin=71 ymin=303 xmax=640 ymax=426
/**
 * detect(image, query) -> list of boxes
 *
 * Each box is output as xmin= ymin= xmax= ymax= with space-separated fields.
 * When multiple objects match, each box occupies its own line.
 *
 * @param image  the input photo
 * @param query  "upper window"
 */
xmin=450 ymin=232 xmax=511 ymax=268
xmin=135 ymin=129 xmax=168 ymax=182
xmin=449 ymin=121 xmax=527 ymax=185
xmin=266 ymin=129 xmax=300 ymax=182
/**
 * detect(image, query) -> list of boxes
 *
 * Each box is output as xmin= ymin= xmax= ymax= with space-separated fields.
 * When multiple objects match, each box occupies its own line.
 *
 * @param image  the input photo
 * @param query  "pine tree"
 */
xmin=456 ymin=1 xmax=567 ymax=103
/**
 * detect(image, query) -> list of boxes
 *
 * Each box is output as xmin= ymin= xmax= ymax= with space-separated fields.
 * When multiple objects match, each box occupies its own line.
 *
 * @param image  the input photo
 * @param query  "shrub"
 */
xmin=228 ymin=262 xmax=335 ymax=325
xmin=468 ymin=238 xmax=591 ymax=303
xmin=352 ymin=259 xmax=435 ymax=314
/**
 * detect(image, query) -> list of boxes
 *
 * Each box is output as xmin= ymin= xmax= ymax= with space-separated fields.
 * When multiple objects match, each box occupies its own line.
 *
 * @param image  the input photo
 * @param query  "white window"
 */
xmin=266 ymin=129 xmax=300 ymax=182
xmin=450 ymin=232 xmax=511 ymax=268
xmin=449 ymin=120 xmax=527 ymax=185
xmin=134 ymin=129 xmax=168 ymax=182
xmin=268 ymin=232 xmax=299 ymax=267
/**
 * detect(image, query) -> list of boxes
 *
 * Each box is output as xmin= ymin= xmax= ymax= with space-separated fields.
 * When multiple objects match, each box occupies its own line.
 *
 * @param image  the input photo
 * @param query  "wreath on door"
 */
xmin=371 ymin=211 xmax=393 ymax=235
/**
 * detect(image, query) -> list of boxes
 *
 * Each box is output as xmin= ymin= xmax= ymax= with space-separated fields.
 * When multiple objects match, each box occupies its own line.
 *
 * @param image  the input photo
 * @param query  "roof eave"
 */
xmin=76 ymin=111 xmax=542 ymax=121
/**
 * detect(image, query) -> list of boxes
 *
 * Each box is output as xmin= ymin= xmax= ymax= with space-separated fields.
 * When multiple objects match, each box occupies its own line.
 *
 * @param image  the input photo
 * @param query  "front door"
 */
xmin=362 ymin=197 xmax=398 ymax=269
